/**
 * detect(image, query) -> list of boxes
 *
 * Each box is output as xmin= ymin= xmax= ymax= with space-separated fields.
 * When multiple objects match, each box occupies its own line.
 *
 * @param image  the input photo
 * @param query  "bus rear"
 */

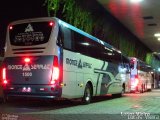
xmin=2 ymin=18 xmax=62 ymax=99
xmin=129 ymin=57 xmax=153 ymax=93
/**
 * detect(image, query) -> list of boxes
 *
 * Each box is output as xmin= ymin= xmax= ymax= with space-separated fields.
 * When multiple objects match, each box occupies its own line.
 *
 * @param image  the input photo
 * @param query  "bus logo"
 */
xmin=23 ymin=64 xmax=31 ymax=71
xmin=78 ymin=59 xmax=83 ymax=69
xmin=25 ymin=24 xmax=34 ymax=32
xmin=66 ymin=58 xmax=92 ymax=69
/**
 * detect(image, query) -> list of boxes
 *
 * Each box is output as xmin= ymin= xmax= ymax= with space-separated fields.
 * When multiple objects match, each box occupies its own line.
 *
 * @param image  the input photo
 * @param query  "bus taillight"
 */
xmin=133 ymin=78 xmax=139 ymax=87
xmin=2 ymin=68 xmax=6 ymax=80
xmin=2 ymin=68 xmax=8 ymax=85
xmin=135 ymin=78 xmax=139 ymax=84
xmin=50 ymin=56 xmax=59 ymax=85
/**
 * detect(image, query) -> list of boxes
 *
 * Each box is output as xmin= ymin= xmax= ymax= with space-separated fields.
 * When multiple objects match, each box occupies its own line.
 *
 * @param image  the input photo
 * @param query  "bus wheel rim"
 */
xmin=85 ymin=88 xmax=90 ymax=101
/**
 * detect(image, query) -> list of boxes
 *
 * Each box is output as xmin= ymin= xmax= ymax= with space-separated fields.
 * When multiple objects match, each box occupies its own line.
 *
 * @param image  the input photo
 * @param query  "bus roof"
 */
xmin=8 ymin=17 xmax=122 ymax=55
xmin=129 ymin=57 xmax=152 ymax=70
xmin=56 ymin=17 xmax=115 ymax=51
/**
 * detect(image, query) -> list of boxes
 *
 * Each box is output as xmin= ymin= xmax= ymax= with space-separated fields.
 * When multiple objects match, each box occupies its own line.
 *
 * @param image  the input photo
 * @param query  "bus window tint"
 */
xmin=60 ymin=25 xmax=122 ymax=64
xmin=73 ymin=31 xmax=88 ymax=55
xmin=9 ymin=22 xmax=52 ymax=46
xmin=58 ymin=25 xmax=73 ymax=50
xmin=62 ymin=26 xmax=72 ymax=50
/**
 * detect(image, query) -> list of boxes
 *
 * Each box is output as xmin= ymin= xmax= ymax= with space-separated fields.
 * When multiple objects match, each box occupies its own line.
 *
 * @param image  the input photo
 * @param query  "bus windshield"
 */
xmin=9 ymin=21 xmax=53 ymax=46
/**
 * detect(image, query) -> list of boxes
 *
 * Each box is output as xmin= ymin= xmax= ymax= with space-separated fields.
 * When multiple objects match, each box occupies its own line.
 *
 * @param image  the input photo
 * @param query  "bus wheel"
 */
xmin=82 ymin=84 xmax=92 ymax=105
xmin=122 ymin=83 xmax=125 ymax=94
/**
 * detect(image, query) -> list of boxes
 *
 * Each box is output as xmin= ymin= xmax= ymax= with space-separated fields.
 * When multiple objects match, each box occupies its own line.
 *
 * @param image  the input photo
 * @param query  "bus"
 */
xmin=128 ymin=57 xmax=153 ymax=93
xmin=2 ymin=17 xmax=129 ymax=104
xmin=0 ymin=57 xmax=4 ymax=102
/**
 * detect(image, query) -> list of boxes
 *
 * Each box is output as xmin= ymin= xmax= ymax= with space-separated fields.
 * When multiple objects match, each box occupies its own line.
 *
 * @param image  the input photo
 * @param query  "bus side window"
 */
xmin=73 ymin=31 xmax=87 ymax=54
xmin=58 ymin=25 xmax=72 ymax=50
xmin=85 ymin=39 xmax=102 ymax=60
xmin=101 ymin=46 xmax=113 ymax=62
xmin=112 ymin=51 xmax=122 ymax=64
xmin=72 ymin=30 xmax=102 ymax=60
xmin=57 ymin=26 xmax=63 ymax=47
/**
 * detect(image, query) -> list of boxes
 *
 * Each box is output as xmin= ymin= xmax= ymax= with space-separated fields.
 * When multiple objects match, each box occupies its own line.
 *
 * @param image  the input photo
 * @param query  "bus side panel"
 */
xmin=62 ymin=50 xmax=102 ymax=98
xmin=61 ymin=50 xmax=123 ymax=98
xmin=100 ymin=62 xmax=122 ymax=94
xmin=146 ymin=73 xmax=152 ymax=90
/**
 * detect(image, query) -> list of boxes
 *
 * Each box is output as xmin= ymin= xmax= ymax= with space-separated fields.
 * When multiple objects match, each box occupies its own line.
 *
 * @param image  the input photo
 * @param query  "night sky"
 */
xmin=0 ymin=0 xmax=48 ymax=55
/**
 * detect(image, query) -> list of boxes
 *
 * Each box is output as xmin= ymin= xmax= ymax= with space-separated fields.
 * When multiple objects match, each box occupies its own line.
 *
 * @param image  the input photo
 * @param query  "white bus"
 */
xmin=2 ymin=17 xmax=129 ymax=104
xmin=128 ymin=57 xmax=153 ymax=93
xmin=0 ymin=57 xmax=4 ymax=102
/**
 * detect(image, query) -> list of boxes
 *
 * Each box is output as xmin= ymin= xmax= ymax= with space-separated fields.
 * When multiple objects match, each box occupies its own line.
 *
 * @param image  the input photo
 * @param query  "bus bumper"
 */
xmin=3 ymin=84 xmax=62 ymax=99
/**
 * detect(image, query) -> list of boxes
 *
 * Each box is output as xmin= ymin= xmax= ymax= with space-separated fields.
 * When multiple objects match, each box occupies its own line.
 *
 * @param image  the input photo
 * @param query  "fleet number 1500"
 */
xmin=22 ymin=72 xmax=32 ymax=77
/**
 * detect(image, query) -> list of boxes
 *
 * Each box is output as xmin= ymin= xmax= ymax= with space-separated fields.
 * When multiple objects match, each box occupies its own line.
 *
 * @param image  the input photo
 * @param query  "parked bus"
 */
xmin=127 ymin=57 xmax=153 ymax=93
xmin=2 ymin=17 xmax=129 ymax=104
xmin=0 ymin=57 xmax=4 ymax=102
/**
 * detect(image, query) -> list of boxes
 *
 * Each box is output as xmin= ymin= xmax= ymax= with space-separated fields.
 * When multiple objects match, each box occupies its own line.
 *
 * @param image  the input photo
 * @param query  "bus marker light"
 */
xmin=80 ymin=84 xmax=83 ymax=87
xmin=9 ymin=25 xmax=13 ymax=30
xmin=49 ymin=21 xmax=55 ymax=27
xmin=3 ymin=80 xmax=8 ymax=84
xmin=24 ymin=57 xmax=31 ymax=63
xmin=60 ymin=83 xmax=64 ymax=87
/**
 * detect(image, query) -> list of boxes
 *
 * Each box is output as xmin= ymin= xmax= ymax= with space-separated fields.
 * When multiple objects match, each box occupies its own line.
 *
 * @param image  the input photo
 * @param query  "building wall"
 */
xmin=46 ymin=0 xmax=157 ymax=63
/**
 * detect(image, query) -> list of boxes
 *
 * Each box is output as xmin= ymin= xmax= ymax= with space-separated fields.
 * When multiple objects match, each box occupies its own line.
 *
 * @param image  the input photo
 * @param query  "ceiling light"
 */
xmin=158 ymin=38 xmax=160 ymax=41
xmin=130 ymin=0 xmax=143 ymax=3
xmin=154 ymin=33 xmax=160 ymax=37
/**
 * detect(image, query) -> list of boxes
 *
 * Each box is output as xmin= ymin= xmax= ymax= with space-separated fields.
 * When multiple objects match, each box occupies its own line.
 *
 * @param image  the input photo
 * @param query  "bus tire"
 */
xmin=82 ymin=84 xmax=92 ymax=105
xmin=122 ymin=83 xmax=125 ymax=94
xmin=112 ymin=92 xmax=122 ymax=98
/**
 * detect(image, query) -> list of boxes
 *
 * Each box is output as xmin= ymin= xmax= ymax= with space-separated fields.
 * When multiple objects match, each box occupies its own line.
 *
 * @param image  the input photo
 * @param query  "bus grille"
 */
xmin=12 ymin=47 xmax=45 ymax=54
